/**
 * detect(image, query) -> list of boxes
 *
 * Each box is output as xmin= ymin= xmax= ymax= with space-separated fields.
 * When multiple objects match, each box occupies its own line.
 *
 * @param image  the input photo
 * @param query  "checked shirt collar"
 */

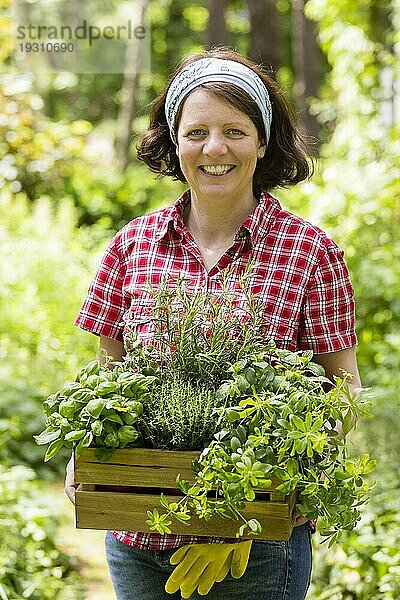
xmin=154 ymin=189 xmax=282 ymax=245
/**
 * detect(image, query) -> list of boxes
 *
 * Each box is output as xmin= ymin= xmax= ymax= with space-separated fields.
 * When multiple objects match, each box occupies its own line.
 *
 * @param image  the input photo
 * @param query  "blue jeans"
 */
xmin=105 ymin=524 xmax=312 ymax=599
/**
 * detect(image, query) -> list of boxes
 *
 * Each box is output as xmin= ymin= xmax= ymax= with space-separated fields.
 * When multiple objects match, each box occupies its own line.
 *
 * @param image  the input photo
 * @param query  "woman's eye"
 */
xmin=228 ymin=129 xmax=244 ymax=135
xmin=187 ymin=129 xmax=205 ymax=137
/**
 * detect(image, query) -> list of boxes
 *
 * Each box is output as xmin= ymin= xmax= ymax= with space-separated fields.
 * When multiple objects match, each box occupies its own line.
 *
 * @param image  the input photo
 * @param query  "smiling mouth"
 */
xmin=199 ymin=165 xmax=235 ymax=176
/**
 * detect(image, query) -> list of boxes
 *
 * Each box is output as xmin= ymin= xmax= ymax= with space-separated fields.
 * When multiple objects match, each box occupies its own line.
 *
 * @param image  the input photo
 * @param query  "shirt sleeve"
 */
xmin=74 ymin=235 xmax=127 ymax=342
xmin=298 ymin=242 xmax=358 ymax=354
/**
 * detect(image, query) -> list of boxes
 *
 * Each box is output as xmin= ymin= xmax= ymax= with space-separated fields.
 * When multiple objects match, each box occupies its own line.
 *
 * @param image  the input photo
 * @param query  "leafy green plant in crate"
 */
xmin=34 ymin=355 xmax=156 ymax=462
xmin=146 ymin=343 xmax=376 ymax=546
xmin=35 ymin=263 xmax=376 ymax=545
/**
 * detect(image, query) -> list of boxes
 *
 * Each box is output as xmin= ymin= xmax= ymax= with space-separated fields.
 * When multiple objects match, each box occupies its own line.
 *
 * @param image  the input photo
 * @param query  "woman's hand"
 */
xmin=292 ymin=510 xmax=309 ymax=527
xmin=65 ymin=454 xmax=78 ymax=505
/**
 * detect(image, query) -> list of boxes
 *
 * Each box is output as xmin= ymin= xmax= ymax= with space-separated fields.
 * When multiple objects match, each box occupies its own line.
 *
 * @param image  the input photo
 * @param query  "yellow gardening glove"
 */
xmin=165 ymin=541 xmax=252 ymax=598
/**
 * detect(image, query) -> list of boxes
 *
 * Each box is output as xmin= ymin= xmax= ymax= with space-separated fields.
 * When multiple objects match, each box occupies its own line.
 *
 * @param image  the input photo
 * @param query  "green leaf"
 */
xmin=305 ymin=412 xmax=312 ymax=430
xmin=176 ymin=475 xmax=190 ymax=494
xmin=174 ymin=513 xmax=191 ymax=523
xmin=159 ymin=494 xmax=170 ymax=509
xmin=213 ymin=428 xmax=230 ymax=441
xmin=303 ymin=483 xmax=318 ymax=495
xmin=34 ymin=427 xmax=61 ymax=446
xmin=226 ymin=409 xmax=241 ymax=423
xmin=44 ymin=439 xmax=64 ymax=462
xmin=286 ymin=458 xmax=299 ymax=477
xmin=95 ymin=382 xmax=120 ymax=396
xmin=117 ymin=426 xmax=140 ymax=447
xmin=104 ymin=413 xmax=124 ymax=425
xmin=282 ymin=353 xmax=300 ymax=366
xmin=244 ymin=367 xmax=256 ymax=385
xmin=248 ymin=518 xmax=261 ymax=533
xmin=230 ymin=436 xmax=241 ymax=452
xmin=60 ymin=382 xmax=82 ymax=397
xmin=335 ymin=471 xmax=351 ymax=481
xmin=291 ymin=415 xmax=306 ymax=432
xmin=306 ymin=362 xmax=326 ymax=376
xmin=236 ymin=374 xmax=250 ymax=392
xmin=275 ymin=481 xmax=295 ymax=494
xmin=75 ymin=432 xmax=93 ymax=458
xmin=216 ymin=382 xmax=231 ymax=399
xmin=91 ymin=420 xmax=103 ymax=436
xmin=86 ymin=398 xmax=107 ymax=419
xmin=236 ymin=425 xmax=247 ymax=444
xmin=342 ymin=410 xmax=353 ymax=435
xmin=104 ymin=431 xmax=119 ymax=448
xmin=244 ymin=486 xmax=255 ymax=501
xmin=64 ymin=429 xmax=87 ymax=442
xmin=363 ymin=459 xmax=376 ymax=474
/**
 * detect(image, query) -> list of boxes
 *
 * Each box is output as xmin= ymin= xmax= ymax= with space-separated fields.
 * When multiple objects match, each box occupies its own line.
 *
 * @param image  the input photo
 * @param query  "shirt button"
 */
xmin=237 ymin=228 xmax=247 ymax=240
xmin=226 ymin=248 xmax=235 ymax=257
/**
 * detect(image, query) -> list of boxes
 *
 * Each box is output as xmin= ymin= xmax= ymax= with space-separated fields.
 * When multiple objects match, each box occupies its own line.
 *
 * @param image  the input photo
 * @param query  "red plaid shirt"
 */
xmin=75 ymin=190 xmax=357 ymax=550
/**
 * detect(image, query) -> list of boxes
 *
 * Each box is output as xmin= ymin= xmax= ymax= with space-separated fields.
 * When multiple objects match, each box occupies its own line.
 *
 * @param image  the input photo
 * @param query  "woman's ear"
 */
xmin=257 ymin=144 xmax=266 ymax=159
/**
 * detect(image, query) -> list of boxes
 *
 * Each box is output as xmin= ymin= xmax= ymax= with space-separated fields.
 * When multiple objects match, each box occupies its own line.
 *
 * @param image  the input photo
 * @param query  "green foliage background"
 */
xmin=1 ymin=0 xmax=399 ymax=597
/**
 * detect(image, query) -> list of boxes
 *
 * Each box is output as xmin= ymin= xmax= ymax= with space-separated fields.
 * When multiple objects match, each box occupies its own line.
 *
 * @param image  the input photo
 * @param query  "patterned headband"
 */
xmin=165 ymin=57 xmax=272 ymax=145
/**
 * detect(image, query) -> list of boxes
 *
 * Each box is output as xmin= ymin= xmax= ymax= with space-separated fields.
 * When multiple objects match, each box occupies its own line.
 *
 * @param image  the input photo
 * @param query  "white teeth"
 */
xmin=201 ymin=165 xmax=233 ymax=175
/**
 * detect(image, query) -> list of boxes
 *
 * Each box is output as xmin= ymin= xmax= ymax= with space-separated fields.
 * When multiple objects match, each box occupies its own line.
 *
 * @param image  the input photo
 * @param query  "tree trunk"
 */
xmin=292 ymin=0 xmax=321 ymax=147
xmin=370 ymin=0 xmax=396 ymax=128
xmin=116 ymin=0 xmax=149 ymax=172
xmin=247 ymin=0 xmax=281 ymax=73
xmin=207 ymin=0 xmax=227 ymax=48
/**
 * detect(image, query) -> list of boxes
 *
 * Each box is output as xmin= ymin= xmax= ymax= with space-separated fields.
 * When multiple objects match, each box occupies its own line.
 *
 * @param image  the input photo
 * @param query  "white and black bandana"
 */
xmin=165 ymin=58 xmax=272 ymax=145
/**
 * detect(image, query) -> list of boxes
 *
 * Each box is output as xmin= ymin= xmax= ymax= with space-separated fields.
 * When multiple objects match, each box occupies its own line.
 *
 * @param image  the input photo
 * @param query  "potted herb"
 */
xmin=35 ymin=263 xmax=375 ymax=544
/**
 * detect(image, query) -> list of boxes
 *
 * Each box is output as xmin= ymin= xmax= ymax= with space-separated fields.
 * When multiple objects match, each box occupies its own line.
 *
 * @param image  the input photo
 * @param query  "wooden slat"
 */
xmin=77 ymin=447 xmax=200 ymax=467
xmin=75 ymin=448 xmax=284 ymax=492
xmin=75 ymin=448 xmax=199 ymax=487
xmin=75 ymin=490 xmax=294 ymax=540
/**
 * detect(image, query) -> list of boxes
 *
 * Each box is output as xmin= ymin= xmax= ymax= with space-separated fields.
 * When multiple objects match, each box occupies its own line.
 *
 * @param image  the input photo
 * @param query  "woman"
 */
xmin=66 ymin=47 xmax=361 ymax=599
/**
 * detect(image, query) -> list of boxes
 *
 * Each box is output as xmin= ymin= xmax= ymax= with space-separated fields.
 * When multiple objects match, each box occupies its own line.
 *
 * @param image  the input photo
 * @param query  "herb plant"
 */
xmin=36 ymin=263 xmax=375 ymax=544
xmin=123 ymin=262 xmax=269 ymax=384
xmin=146 ymin=342 xmax=376 ymax=546
xmin=140 ymin=378 xmax=223 ymax=450
xmin=34 ymin=355 xmax=156 ymax=462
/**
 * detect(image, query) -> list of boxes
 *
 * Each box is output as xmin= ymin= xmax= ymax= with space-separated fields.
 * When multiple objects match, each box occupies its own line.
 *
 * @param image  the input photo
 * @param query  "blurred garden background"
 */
xmin=1 ymin=0 xmax=399 ymax=598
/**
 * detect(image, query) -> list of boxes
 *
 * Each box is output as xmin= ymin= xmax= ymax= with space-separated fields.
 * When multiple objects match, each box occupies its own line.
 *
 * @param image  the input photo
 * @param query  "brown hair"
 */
xmin=136 ymin=47 xmax=314 ymax=194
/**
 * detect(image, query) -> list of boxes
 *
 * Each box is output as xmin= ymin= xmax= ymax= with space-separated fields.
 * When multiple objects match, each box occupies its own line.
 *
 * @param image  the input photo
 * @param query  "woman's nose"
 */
xmin=203 ymin=132 xmax=228 ymax=156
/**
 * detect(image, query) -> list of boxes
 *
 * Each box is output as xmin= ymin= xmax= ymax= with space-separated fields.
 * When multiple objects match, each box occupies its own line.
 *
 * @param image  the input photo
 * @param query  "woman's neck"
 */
xmin=184 ymin=192 xmax=257 ymax=247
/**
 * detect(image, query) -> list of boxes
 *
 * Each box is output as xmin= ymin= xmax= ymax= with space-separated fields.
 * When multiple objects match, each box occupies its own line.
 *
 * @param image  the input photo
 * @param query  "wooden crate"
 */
xmin=75 ymin=448 xmax=296 ymax=540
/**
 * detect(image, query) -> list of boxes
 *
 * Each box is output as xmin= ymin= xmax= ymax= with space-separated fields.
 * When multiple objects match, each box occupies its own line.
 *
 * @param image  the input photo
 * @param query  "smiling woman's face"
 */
xmin=176 ymin=88 xmax=266 ymax=205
